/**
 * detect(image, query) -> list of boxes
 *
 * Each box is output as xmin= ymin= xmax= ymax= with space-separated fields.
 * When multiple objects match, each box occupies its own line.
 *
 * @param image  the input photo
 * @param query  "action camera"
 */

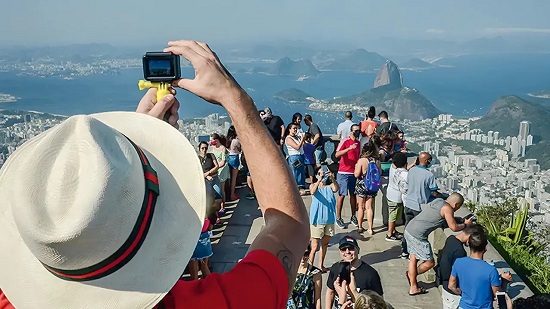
xmin=142 ymin=52 xmax=181 ymax=82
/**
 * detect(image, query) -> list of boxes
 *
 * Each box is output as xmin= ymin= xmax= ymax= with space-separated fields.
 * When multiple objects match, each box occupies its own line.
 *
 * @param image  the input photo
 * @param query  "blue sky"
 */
xmin=1 ymin=0 xmax=550 ymax=46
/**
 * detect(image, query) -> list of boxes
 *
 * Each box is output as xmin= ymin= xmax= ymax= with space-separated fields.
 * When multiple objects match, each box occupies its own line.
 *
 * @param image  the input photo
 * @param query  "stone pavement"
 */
xmin=209 ymin=184 xmax=442 ymax=309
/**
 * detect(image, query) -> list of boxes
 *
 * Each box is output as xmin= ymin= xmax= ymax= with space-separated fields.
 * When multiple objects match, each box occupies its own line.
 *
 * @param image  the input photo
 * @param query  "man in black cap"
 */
xmin=325 ymin=236 xmax=383 ymax=309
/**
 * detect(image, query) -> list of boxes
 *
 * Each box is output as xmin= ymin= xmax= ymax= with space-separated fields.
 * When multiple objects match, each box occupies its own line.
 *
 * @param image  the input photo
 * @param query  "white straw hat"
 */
xmin=0 ymin=112 xmax=206 ymax=308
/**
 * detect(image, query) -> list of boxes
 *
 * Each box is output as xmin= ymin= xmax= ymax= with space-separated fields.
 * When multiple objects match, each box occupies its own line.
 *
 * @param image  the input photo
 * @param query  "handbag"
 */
xmin=292 ymin=158 xmax=303 ymax=168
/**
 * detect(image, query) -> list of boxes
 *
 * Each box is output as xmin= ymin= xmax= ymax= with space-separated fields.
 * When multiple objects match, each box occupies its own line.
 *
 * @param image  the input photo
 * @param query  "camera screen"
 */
xmin=147 ymin=59 xmax=173 ymax=77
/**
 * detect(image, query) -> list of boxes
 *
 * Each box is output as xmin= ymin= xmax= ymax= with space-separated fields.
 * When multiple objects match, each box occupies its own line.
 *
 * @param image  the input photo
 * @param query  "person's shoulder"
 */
xmin=358 ymin=262 xmax=380 ymax=276
xmin=329 ymin=261 xmax=341 ymax=273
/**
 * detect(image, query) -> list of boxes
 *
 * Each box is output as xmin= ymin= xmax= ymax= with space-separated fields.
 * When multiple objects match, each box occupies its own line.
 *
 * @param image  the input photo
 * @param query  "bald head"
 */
xmin=418 ymin=152 xmax=432 ymax=167
xmin=446 ymin=193 xmax=464 ymax=211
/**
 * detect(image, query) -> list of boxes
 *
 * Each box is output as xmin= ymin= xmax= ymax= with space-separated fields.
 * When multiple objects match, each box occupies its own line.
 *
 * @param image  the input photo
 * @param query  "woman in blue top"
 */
xmin=308 ymin=167 xmax=339 ymax=273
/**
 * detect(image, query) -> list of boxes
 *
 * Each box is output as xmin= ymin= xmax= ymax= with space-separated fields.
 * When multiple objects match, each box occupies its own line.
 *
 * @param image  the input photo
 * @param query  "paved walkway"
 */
xmin=210 ymin=185 xmax=442 ymax=309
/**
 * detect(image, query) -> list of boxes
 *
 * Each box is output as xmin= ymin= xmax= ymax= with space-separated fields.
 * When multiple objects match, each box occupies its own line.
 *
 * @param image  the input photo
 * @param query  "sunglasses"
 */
xmin=339 ymin=246 xmax=356 ymax=252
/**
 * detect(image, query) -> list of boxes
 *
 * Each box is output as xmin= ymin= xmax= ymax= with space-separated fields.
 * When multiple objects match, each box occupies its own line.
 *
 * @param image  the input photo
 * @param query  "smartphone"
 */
xmin=321 ymin=165 xmax=329 ymax=182
xmin=464 ymin=213 xmax=475 ymax=220
xmin=496 ymin=292 xmax=507 ymax=309
xmin=339 ymin=261 xmax=351 ymax=283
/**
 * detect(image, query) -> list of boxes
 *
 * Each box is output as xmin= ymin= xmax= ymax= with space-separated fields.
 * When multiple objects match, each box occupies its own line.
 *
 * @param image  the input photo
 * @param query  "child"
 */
xmin=303 ymin=132 xmax=316 ymax=185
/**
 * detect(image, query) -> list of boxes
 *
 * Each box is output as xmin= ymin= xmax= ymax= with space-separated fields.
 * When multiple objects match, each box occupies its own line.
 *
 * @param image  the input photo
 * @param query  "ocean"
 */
xmin=1 ymin=53 xmax=550 ymax=131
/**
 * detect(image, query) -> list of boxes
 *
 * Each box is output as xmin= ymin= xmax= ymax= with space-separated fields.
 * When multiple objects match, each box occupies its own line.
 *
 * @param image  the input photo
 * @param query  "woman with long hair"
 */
xmin=354 ymin=139 xmax=381 ymax=235
xmin=226 ymin=125 xmax=241 ymax=201
xmin=285 ymin=123 xmax=307 ymax=195
xmin=378 ymin=134 xmax=394 ymax=163
xmin=209 ymin=133 xmax=230 ymax=213
xmin=360 ymin=106 xmax=379 ymax=149
xmin=287 ymin=244 xmax=322 ymax=309
xmin=291 ymin=112 xmax=304 ymax=137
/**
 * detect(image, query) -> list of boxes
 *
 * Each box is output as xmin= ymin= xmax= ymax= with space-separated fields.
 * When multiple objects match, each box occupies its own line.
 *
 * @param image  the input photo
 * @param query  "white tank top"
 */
xmin=286 ymin=135 xmax=303 ymax=156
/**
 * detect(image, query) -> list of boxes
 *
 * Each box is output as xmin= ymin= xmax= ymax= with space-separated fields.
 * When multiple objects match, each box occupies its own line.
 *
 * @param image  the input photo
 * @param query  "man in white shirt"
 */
xmin=336 ymin=111 xmax=354 ymax=141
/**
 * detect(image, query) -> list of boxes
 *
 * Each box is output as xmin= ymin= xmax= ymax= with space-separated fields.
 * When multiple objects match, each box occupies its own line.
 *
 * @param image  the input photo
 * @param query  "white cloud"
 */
xmin=426 ymin=28 xmax=444 ymax=34
xmin=483 ymin=27 xmax=550 ymax=35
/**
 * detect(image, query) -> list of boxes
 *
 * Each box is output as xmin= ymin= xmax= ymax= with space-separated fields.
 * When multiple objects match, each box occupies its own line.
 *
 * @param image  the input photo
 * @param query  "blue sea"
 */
xmin=1 ymin=53 xmax=550 ymax=130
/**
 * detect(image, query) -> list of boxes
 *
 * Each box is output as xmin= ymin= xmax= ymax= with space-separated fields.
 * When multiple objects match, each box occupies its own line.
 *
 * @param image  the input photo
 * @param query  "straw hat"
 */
xmin=0 ymin=112 xmax=206 ymax=308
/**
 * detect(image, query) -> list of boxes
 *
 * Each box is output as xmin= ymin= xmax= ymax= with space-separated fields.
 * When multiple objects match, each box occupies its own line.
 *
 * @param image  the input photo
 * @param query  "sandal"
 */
xmin=408 ymin=287 xmax=428 ymax=296
xmin=367 ymin=229 xmax=374 ymax=236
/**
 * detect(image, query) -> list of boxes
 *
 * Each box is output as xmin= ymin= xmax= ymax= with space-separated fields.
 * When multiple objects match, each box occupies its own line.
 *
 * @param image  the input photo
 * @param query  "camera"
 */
xmin=142 ymin=52 xmax=181 ymax=82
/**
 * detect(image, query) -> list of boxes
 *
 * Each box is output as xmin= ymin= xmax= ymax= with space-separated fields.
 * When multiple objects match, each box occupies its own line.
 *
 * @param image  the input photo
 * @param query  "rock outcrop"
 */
xmin=269 ymin=57 xmax=319 ymax=77
xmin=374 ymin=60 xmax=403 ymax=88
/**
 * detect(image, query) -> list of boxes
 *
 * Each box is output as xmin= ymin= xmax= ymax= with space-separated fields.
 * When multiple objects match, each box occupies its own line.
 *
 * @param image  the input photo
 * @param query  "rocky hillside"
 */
xmin=268 ymin=57 xmax=319 ymax=77
xmin=374 ymin=60 xmax=403 ymax=88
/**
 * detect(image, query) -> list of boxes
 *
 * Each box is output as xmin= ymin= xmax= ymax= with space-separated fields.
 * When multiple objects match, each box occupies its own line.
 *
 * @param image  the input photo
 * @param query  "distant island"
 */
xmin=314 ymin=49 xmax=388 ymax=72
xmin=274 ymin=88 xmax=314 ymax=103
xmin=400 ymin=58 xmax=437 ymax=70
xmin=0 ymin=94 xmax=20 ymax=103
xmin=528 ymin=90 xmax=550 ymax=99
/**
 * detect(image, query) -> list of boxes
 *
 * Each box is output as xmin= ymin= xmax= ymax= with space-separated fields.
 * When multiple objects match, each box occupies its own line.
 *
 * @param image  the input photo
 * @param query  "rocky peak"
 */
xmin=374 ymin=60 xmax=403 ymax=89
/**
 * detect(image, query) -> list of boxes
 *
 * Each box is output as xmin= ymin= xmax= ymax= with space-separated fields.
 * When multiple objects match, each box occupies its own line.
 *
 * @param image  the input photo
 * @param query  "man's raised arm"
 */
xmin=164 ymin=40 xmax=310 ymax=290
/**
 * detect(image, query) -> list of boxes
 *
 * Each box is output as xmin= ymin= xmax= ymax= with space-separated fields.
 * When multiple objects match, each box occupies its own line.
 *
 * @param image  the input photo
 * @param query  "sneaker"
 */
xmin=385 ymin=234 xmax=400 ymax=242
xmin=400 ymin=252 xmax=409 ymax=259
xmin=336 ymin=217 xmax=346 ymax=229
xmin=394 ymin=232 xmax=404 ymax=240
xmin=245 ymin=192 xmax=256 ymax=200
xmin=350 ymin=215 xmax=358 ymax=227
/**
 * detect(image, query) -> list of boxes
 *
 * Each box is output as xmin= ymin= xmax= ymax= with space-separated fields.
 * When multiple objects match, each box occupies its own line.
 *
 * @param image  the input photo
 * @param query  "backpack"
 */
xmin=364 ymin=158 xmax=381 ymax=193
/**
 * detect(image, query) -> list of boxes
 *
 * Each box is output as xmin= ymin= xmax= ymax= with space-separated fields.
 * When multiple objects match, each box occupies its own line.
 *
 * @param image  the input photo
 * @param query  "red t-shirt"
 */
xmin=337 ymin=138 xmax=360 ymax=174
xmin=0 ymin=250 xmax=288 ymax=309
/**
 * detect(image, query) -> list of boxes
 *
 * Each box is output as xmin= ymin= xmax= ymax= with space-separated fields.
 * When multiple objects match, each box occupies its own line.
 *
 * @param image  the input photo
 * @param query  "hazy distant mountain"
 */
xmin=274 ymin=88 xmax=313 ymax=103
xmin=316 ymin=49 xmax=388 ymax=72
xmin=374 ymin=60 xmax=403 ymax=88
xmin=400 ymin=58 xmax=437 ymax=70
xmin=528 ymin=90 xmax=550 ymax=99
xmin=268 ymin=57 xmax=319 ymax=76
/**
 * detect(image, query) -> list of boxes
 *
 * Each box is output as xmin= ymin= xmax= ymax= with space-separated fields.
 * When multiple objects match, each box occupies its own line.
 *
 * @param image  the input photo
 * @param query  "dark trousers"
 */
xmin=401 ymin=207 xmax=421 ymax=254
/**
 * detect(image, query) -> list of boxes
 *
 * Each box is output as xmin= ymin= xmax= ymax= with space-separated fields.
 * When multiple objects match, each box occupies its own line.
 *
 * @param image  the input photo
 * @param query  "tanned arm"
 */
xmin=165 ymin=40 xmax=310 ymax=292
xmin=448 ymin=275 xmax=462 ymax=295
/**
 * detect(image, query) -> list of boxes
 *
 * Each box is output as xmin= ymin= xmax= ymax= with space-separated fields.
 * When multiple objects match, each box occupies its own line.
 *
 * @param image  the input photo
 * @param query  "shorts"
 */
xmin=441 ymin=288 xmax=461 ymax=309
xmin=228 ymin=154 xmax=240 ymax=169
xmin=355 ymin=178 xmax=377 ymax=198
xmin=404 ymin=231 xmax=433 ymax=261
xmin=191 ymin=231 xmax=213 ymax=260
xmin=314 ymin=149 xmax=325 ymax=164
xmin=206 ymin=176 xmax=223 ymax=199
xmin=337 ymin=173 xmax=356 ymax=196
xmin=310 ymin=224 xmax=335 ymax=239
xmin=387 ymin=200 xmax=403 ymax=222
xmin=305 ymin=164 xmax=315 ymax=178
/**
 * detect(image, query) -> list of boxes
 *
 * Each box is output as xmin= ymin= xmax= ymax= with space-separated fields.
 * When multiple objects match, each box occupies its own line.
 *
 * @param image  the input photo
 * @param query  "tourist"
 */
xmin=285 ymin=122 xmax=307 ymax=195
xmin=226 ymin=125 xmax=241 ymax=201
xmin=292 ymin=112 xmax=305 ymax=137
xmin=303 ymin=132 xmax=317 ymax=184
xmin=325 ymin=236 xmax=383 ymax=309
xmin=405 ymin=193 xmax=473 ymax=296
xmin=402 ymin=151 xmax=442 ymax=258
xmin=360 ymin=106 xmax=379 ymax=149
xmin=263 ymin=107 xmax=285 ymax=149
xmin=354 ymin=138 xmax=381 ymax=235
xmin=209 ymin=132 xmax=230 ymax=213
xmin=334 ymin=124 xmax=361 ymax=229
xmin=303 ymin=114 xmax=325 ymax=167
xmin=308 ymin=167 xmax=338 ymax=273
xmin=437 ymin=224 xmax=485 ymax=309
xmin=394 ymin=131 xmax=407 ymax=153
xmin=241 ymin=153 xmax=256 ymax=200
xmin=375 ymin=111 xmax=399 ymax=136
xmin=378 ymin=134 xmax=394 ymax=163
xmin=385 ymin=152 xmax=408 ymax=242
xmin=333 ymin=277 xmax=389 ymax=309
xmin=198 ymin=141 xmax=222 ymax=199
xmin=0 ymin=40 xmax=311 ymax=308
xmin=448 ymin=230 xmax=512 ymax=309
xmin=337 ymin=111 xmax=354 ymax=141
xmin=287 ymin=244 xmax=322 ymax=309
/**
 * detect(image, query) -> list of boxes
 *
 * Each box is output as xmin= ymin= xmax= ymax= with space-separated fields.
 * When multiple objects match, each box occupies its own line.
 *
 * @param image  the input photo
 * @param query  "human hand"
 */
xmin=347 ymin=271 xmax=358 ymax=295
xmin=136 ymin=88 xmax=180 ymax=128
xmin=465 ymin=217 xmax=475 ymax=226
xmin=205 ymin=175 xmax=213 ymax=181
xmin=333 ymin=277 xmax=349 ymax=303
xmin=349 ymin=143 xmax=357 ymax=150
xmin=164 ymin=40 xmax=244 ymax=106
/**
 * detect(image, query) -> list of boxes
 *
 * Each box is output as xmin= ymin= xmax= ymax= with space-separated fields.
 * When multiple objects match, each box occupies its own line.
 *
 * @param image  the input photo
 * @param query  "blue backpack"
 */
xmin=364 ymin=158 xmax=381 ymax=193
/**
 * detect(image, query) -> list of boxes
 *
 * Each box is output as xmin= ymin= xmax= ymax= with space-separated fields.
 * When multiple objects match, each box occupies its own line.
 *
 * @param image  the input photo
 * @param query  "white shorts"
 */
xmin=442 ymin=288 xmax=461 ymax=309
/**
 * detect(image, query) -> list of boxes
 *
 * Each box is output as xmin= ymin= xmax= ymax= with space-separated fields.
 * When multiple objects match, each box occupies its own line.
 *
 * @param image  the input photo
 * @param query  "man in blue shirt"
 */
xmin=401 ymin=152 xmax=442 ymax=258
xmin=448 ymin=230 xmax=505 ymax=309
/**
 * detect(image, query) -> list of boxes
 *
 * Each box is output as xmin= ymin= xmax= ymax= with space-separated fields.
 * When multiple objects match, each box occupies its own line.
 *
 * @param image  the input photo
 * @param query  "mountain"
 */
xmin=330 ymin=85 xmax=440 ymax=121
xmin=374 ymin=60 xmax=403 ymax=88
xmin=268 ymin=57 xmax=319 ymax=77
xmin=316 ymin=49 xmax=388 ymax=72
xmin=470 ymin=96 xmax=550 ymax=141
xmin=274 ymin=88 xmax=313 ymax=103
xmin=400 ymin=58 xmax=437 ymax=70
xmin=528 ymin=90 xmax=550 ymax=99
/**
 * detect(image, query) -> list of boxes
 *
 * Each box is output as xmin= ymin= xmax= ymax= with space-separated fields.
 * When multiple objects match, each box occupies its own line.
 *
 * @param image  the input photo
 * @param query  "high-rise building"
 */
xmin=493 ymin=131 xmax=499 ymax=140
xmin=423 ymin=141 xmax=431 ymax=153
xmin=511 ymin=137 xmax=520 ymax=157
xmin=526 ymin=135 xmax=533 ymax=146
xmin=525 ymin=159 xmax=537 ymax=167
xmin=24 ymin=114 xmax=32 ymax=123
xmin=521 ymin=139 xmax=526 ymax=157
xmin=519 ymin=121 xmax=530 ymax=142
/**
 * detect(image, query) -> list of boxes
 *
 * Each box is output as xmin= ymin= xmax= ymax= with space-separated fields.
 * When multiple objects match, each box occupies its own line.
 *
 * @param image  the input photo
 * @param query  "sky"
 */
xmin=1 ymin=0 xmax=550 ymax=47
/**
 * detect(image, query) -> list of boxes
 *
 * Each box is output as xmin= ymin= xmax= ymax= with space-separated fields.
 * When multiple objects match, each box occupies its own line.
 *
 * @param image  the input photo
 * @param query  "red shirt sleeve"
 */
xmin=159 ymin=250 xmax=289 ymax=309
xmin=0 ymin=290 xmax=15 ymax=309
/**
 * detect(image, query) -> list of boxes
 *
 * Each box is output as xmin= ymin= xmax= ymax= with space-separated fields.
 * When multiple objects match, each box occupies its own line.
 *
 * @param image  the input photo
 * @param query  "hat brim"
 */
xmin=0 ymin=112 xmax=206 ymax=308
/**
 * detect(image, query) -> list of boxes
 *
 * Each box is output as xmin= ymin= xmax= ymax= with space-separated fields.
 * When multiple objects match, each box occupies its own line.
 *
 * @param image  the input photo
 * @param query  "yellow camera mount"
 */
xmin=138 ymin=80 xmax=172 ymax=103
